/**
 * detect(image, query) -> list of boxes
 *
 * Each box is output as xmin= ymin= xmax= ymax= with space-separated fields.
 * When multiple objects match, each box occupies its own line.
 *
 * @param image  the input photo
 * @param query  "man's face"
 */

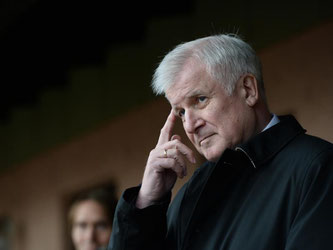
xmin=166 ymin=62 xmax=256 ymax=162
xmin=71 ymin=200 xmax=111 ymax=250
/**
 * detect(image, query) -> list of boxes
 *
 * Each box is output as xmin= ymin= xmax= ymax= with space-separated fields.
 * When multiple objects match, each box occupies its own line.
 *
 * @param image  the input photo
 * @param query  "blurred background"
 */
xmin=0 ymin=0 xmax=332 ymax=249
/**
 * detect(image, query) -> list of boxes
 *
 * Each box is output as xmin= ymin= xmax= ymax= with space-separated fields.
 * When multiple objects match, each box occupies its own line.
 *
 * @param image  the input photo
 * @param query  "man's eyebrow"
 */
xmin=185 ymin=89 xmax=202 ymax=98
xmin=169 ymin=89 xmax=205 ymax=111
xmin=171 ymin=106 xmax=180 ymax=113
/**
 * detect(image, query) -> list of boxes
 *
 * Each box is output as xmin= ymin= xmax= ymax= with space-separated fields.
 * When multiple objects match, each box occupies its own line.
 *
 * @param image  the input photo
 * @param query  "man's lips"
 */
xmin=198 ymin=134 xmax=215 ymax=145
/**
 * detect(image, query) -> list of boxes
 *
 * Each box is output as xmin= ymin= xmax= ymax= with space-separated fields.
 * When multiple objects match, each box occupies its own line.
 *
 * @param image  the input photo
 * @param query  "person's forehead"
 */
xmin=73 ymin=200 xmax=108 ymax=221
xmin=166 ymin=74 xmax=221 ymax=108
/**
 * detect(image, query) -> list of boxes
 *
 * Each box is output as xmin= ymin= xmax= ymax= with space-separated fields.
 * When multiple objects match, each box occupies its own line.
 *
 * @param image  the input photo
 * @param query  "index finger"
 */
xmin=156 ymin=110 xmax=177 ymax=146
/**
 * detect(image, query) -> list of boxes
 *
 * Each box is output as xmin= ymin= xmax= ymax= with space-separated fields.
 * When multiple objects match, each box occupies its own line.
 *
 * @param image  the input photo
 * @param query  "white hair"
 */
xmin=151 ymin=34 xmax=264 ymax=98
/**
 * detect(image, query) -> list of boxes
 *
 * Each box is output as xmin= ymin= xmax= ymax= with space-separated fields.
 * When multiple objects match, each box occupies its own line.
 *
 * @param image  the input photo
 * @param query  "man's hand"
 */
xmin=136 ymin=111 xmax=196 ymax=208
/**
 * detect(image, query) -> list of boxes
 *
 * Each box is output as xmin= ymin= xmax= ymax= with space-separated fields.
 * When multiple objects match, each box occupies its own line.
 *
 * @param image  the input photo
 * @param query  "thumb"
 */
xmin=171 ymin=134 xmax=182 ymax=141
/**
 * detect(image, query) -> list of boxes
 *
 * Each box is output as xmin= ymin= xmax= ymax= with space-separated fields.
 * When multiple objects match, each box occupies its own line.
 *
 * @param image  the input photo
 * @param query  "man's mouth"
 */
xmin=199 ymin=134 xmax=215 ymax=146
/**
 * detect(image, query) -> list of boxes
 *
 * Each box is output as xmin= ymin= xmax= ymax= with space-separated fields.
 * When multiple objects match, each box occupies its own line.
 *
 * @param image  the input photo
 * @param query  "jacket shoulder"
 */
xmin=287 ymin=133 xmax=333 ymax=158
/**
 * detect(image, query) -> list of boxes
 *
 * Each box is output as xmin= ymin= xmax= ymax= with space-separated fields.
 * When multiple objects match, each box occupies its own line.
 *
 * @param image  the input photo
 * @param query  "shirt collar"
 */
xmin=262 ymin=114 xmax=280 ymax=132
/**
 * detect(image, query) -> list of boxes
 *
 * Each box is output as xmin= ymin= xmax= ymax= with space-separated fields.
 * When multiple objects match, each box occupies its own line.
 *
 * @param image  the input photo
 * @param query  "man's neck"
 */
xmin=255 ymin=106 xmax=272 ymax=133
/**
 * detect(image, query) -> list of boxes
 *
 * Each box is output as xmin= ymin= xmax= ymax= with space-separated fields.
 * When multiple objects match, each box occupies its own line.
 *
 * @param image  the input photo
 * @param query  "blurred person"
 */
xmin=108 ymin=34 xmax=333 ymax=249
xmin=68 ymin=187 xmax=117 ymax=250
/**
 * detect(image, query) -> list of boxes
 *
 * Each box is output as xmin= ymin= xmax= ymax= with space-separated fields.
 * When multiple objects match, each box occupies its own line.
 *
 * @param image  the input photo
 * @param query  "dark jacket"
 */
xmin=109 ymin=115 xmax=333 ymax=250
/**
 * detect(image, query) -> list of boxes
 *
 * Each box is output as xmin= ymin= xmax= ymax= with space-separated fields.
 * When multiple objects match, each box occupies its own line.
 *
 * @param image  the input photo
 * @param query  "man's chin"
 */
xmin=206 ymin=156 xmax=219 ymax=163
xmin=202 ymin=150 xmax=222 ymax=163
xmin=196 ymin=143 xmax=225 ymax=162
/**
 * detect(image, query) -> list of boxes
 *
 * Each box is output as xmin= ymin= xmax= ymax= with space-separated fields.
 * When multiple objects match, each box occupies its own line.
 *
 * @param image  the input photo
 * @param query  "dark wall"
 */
xmin=0 ymin=0 xmax=332 ymax=171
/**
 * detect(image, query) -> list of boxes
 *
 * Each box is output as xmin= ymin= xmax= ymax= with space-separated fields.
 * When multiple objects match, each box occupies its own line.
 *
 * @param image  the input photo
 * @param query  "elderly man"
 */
xmin=108 ymin=34 xmax=333 ymax=250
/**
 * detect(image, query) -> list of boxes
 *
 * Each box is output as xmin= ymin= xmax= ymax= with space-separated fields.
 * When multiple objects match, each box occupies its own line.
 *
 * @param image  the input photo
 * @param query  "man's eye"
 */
xmin=96 ymin=222 xmax=109 ymax=231
xmin=198 ymin=96 xmax=207 ymax=102
xmin=75 ymin=222 xmax=88 ymax=230
xmin=179 ymin=109 xmax=185 ymax=117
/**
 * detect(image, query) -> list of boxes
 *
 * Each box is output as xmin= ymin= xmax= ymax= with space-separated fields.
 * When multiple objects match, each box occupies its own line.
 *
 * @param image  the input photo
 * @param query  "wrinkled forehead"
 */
xmin=165 ymin=83 xmax=195 ymax=109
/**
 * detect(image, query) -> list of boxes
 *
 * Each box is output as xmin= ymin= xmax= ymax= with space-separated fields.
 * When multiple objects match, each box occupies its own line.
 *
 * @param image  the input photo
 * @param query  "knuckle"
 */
xmin=149 ymin=150 xmax=156 ymax=158
xmin=173 ymin=138 xmax=180 ymax=143
xmin=175 ymin=150 xmax=185 ymax=161
xmin=174 ymin=149 xmax=182 ymax=157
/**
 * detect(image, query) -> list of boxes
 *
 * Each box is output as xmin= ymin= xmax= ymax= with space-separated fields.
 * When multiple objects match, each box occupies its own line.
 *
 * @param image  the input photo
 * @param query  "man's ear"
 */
xmin=241 ymin=74 xmax=259 ymax=107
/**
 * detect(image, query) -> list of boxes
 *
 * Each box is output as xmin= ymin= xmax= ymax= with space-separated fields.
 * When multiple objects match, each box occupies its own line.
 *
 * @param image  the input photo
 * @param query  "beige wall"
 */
xmin=0 ymin=22 xmax=332 ymax=250
xmin=262 ymin=22 xmax=333 ymax=142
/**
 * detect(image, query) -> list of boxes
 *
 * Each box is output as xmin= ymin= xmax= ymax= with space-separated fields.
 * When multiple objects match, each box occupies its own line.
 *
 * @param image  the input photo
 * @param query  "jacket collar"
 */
xmin=235 ymin=115 xmax=306 ymax=169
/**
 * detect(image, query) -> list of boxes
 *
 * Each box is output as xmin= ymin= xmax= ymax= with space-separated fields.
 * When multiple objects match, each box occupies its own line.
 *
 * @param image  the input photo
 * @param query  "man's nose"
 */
xmin=85 ymin=227 xmax=96 ymax=241
xmin=183 ymin=110 xmax=203 ymax=134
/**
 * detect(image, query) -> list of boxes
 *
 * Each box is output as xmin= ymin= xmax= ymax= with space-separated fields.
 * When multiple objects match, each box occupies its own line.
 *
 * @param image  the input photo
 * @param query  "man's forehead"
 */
xmin=165 ymin=84 xmax=198 ymax=107
xmin=164 ymin=61 xmax=219 ymax=105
